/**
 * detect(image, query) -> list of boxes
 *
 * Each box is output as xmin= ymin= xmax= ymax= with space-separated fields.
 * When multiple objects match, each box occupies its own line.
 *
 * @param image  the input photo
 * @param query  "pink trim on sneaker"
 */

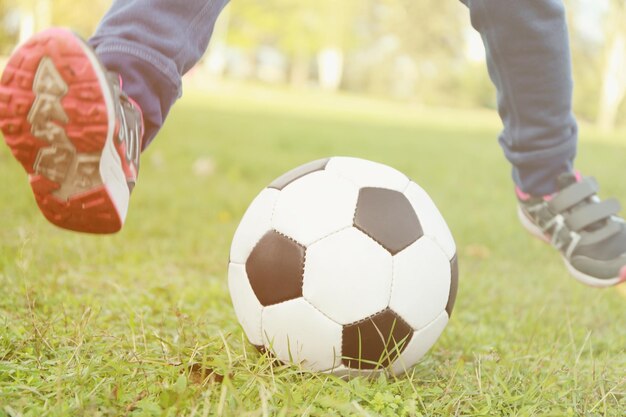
xmin=515 ymin=186 xmax=532 ymax=201
xmin=619 ymin=265 xmax=626 ymax=284
xmin=516 ymin=171 xmax=584 ymax=202
xmin=515 ymin=186 xmax=555 ymax=202
xmin=515 ymin=171 xmax=583 ymax=201
xmin=574 ymin=170 xmax=582 ymax=182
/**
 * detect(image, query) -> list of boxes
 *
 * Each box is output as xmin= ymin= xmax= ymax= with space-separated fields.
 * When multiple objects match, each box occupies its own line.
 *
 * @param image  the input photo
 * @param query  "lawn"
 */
xmin=0 ymin=83 xmax=624 ymax=416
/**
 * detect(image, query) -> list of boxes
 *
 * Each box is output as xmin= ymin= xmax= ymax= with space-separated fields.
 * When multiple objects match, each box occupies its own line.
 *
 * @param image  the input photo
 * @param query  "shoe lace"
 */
xmin=108 ymin=73 xmax=143 ymax=169
xmin=526 ymin=202 xmax=570 ymax=251
xmin=118 ymin=95 xmax=142 ymax=167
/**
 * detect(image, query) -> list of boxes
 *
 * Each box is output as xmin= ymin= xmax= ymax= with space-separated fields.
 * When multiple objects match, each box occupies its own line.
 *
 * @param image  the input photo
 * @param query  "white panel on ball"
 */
xmin=389 ymin=311 xmax=448 ymax=376
xmin=230 ymin=188 xmax=280 ymax=264
xmin=228 ymin=263 xmax=264 ymax=346
xmin=403 ymin=182 xmax=456 ymax=259
xmin=272 ymin=171 xmax=359 ymax=246
xmin=390 ymin=237 xmax=451 ymax=330
xmin=325 ymin=157 xmax=410 ymax=192
xmin=303 ymin=227 xmax=393 ymax=325
xmin=262 ymin=298 xmax=342 ymax=372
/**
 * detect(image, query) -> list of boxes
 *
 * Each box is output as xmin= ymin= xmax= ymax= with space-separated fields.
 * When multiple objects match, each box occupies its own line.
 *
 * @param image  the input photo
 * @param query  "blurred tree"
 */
xmin=1 ymin=0 xmax=619 ymax=127
xmin=0 ymin=0 xmax=110 ymax=52
xmin=0 ymin=0 xmax=19 ymax=55
xmin=346 ymin=0 xmax=465 ymax=102
xmin=597 ymin=0 xmax=626 ymax=129
xmin=567 ymin=0 xmax=603 ymax=123
xmin=228 ymin=0 xmax=361 ymax=88
xmin=389 ymin=0 xmax=465 ymax=67
xmin=50 ymin=0 xmax=111 ymax=38
xmin=17 ymin=0 xmax=50 ymax=43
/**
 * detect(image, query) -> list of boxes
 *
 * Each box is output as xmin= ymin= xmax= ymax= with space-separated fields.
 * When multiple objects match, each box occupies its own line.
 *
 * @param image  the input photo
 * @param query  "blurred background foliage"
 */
xmin=1 ymin=0 xmax=625 ymax=129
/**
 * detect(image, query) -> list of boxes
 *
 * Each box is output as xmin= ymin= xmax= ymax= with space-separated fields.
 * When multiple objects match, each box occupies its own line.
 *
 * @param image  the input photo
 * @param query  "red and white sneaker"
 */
xmin=0 ymin=28 xmax=143 ymax=234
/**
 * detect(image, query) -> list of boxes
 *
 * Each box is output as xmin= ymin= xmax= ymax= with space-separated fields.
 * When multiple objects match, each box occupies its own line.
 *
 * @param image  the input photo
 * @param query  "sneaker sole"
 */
xmin=0 ymin=28 xmax=128 ymax=234
xmin=517 ymin=206 xmax=626 ymax=288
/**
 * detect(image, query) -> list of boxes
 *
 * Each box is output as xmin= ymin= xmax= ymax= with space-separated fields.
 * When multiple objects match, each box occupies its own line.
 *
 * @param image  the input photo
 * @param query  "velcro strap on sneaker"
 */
xmin=578 ymin=221 xmax=622 ymax=247
xmin=548 ymin=177 xmax=598 ymax=213
xmin=564 ymin=199 xmax=621 ymax=232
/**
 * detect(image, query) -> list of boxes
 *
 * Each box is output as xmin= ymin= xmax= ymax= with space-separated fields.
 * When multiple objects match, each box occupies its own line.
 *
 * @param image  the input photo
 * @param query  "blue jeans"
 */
xmin=89 ymin=0 xmax=229 ymax=148
xmin=89 ymin=0 xmax=576 ymax=196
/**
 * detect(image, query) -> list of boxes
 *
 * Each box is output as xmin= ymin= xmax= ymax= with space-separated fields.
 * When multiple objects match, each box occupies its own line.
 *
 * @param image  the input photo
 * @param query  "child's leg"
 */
xmin=461 ymin=0 xmax=626 ymax=287
xmin=461 ymin=0 xmax=576 ymax=196
xmin=0 ymin=0 xmax=228 ymax=233
xmin=89 ymin=0 xmax=229 ymax=148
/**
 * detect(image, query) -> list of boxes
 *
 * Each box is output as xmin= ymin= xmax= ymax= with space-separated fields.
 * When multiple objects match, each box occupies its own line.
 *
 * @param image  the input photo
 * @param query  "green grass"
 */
xmin=1 ymin=83 xmax=625 ymax=416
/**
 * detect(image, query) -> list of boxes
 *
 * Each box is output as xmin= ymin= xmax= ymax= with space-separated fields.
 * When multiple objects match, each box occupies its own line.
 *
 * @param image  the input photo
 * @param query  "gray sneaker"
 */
xmin=517 ymin=173 xmax=626 ymax=287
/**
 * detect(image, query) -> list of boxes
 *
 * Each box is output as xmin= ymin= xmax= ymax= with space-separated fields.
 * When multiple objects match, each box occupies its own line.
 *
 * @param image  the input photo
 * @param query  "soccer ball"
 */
xmin=228 ymin=157 xmax=458 ymax=376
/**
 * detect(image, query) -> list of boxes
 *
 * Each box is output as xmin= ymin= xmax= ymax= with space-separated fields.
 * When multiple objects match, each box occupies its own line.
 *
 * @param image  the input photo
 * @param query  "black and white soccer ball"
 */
xmin=228 ymin=157 xmax=458 ymax=375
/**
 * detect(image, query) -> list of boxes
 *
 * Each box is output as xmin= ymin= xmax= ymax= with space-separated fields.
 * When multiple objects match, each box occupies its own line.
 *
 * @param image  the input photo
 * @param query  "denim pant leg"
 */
xmin=88 ymin=0 xmax=229 ymax=148
xmin=461 ymin=0 xmax=577 ymax=196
